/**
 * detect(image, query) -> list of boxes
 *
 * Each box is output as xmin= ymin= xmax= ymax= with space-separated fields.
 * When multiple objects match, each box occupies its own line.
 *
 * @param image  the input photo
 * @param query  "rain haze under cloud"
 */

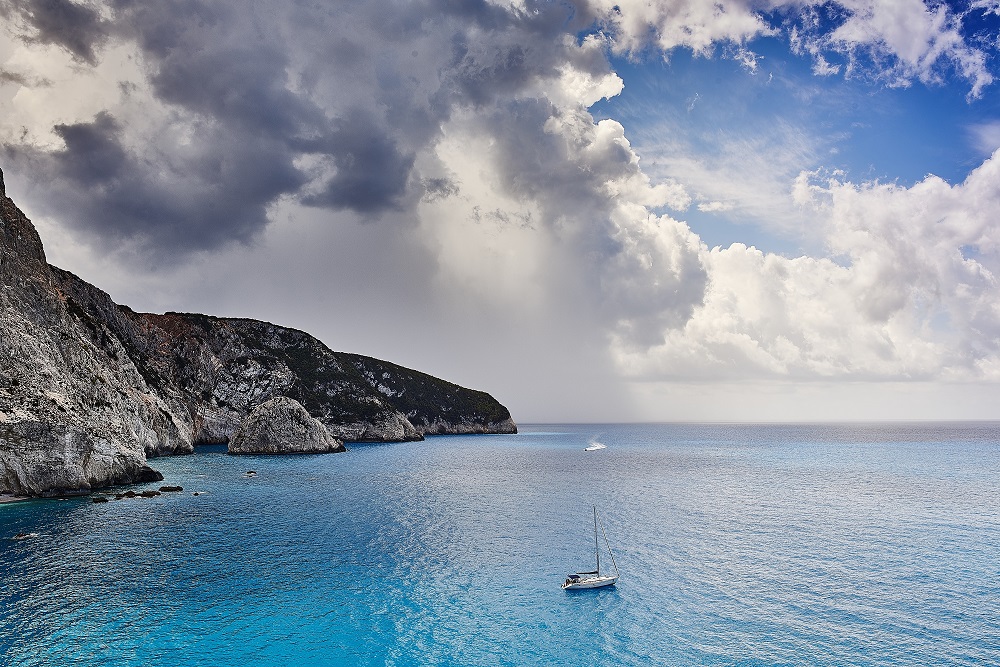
xmin=2 ymin=0 xmax=1000 ymax=422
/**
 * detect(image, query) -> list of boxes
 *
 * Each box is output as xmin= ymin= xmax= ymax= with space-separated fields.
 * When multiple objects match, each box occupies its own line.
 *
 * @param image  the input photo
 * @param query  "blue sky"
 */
xmin=2 ymin=1 xmax=1000 ymax=422
xmin=595 ymin=24 xmax=1000 ymax=255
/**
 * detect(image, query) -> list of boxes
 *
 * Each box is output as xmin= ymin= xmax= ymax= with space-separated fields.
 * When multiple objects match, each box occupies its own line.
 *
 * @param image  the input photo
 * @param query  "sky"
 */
xmin=2 ymin=0 xmax=1000 ymax=423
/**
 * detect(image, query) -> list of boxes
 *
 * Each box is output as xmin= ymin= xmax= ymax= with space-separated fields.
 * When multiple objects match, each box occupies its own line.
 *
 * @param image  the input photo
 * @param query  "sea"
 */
xmin=1 ymin=423 xmax=999 ymax=666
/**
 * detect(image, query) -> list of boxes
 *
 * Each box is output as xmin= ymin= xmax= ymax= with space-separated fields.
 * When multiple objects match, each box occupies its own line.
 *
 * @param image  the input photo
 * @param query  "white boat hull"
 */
xmin=562 ymin=575 xmax=618 ymax=590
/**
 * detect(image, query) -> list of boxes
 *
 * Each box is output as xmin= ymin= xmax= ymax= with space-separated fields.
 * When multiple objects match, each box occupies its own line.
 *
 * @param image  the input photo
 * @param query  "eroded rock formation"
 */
xmin=229 ymin=396 xmax=344 ymax=454
xmin=0 ymin=167 xmax=515 ymax=497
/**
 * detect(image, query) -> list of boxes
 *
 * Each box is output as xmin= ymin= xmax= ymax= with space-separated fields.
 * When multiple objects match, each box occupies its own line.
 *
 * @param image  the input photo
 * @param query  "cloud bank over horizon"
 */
xmin=1 ymin=0 xmax=999 ymax=420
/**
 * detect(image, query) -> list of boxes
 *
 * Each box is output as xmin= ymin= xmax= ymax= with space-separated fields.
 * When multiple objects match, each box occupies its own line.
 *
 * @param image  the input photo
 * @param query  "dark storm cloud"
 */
xmin=1 ymin=0 xmax=607 ymax=259
xmin=4 ymin=111 xmax=306 ymax=258
xmin=112 ymin=1 xmax=324 ymax=137
xmin=445 ymin=40 xmax=536 ymax=107
xmin=51 ymin=111 xmax=126 ymax=184
xmin=2 ymin=0 xmax=109 ymax=64
xmin=302 ymin=110 xmax=416 ymax=215
xmin=433 ymin=0 xmax=607 ymax=109
xmin=1 ymin=0 xmax=323 ymax=256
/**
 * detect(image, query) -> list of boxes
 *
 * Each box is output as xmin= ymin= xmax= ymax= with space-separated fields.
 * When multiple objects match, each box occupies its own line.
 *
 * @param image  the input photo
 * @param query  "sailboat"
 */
xmin=561 ymin=506 xmax=619 ymax=590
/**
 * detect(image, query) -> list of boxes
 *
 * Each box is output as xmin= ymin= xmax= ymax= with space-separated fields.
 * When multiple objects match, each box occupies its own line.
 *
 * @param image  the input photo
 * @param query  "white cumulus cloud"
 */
xmin=1 ymin=0 xmax=998 ymax=420
xmin=614 ymin=150 xmax=1000 ymax=382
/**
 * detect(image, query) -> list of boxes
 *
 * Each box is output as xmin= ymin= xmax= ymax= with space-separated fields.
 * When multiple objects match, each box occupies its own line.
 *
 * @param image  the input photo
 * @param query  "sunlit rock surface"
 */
xmin=0 ymin=167 xmax=515 ymax=497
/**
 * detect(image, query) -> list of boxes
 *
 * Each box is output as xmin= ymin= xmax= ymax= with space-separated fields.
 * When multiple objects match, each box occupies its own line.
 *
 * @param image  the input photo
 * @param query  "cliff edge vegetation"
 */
xmin=0 ymin=167 xmax=516 ymax=497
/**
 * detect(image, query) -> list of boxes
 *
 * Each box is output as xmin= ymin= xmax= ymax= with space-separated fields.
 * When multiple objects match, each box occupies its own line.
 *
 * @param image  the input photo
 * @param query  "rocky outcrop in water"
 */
xmin=0 ymin=167 xmax=516 ymax=497
xmin=229 ymin=397 xmax=344 ymax=454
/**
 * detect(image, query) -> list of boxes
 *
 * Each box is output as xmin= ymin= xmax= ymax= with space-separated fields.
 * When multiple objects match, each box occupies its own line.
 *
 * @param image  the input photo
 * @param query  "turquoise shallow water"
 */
xmin=2 ymin=423 xmax=1000 ymax=666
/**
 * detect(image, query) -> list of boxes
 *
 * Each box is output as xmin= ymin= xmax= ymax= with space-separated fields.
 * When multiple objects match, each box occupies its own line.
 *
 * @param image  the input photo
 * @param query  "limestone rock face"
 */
xmin=0 ymin=173 xmax=188 ymax=496
xmin=341 ymin=353 xmax=518 ymax=436
xmin=0 ymin=166 xmax=516 ymax=497
xmin=124 ymin=311 xmax=427 ymax=446
xmin=228 ymin=397 xmax=345 ymax=454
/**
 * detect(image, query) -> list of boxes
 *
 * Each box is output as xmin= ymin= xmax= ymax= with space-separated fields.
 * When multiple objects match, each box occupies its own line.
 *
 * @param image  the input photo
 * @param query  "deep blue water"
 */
xmin=2 ymin=423 xmax=999 ymax=666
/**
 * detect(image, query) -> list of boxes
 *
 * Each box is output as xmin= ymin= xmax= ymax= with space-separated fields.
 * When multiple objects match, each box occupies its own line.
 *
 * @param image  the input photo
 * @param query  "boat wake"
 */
xmin=584 ymin=439 xmax=606 ymax=451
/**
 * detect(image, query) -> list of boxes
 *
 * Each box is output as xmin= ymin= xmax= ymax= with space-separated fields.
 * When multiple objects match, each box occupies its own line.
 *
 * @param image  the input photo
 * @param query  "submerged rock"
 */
xmin=228 ymin=397 xmax=345 ymax=454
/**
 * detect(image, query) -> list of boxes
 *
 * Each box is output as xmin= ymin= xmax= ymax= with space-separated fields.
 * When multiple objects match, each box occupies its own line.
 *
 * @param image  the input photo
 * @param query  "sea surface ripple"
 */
xmin=1 ymin=423 xmax=999 ymax=666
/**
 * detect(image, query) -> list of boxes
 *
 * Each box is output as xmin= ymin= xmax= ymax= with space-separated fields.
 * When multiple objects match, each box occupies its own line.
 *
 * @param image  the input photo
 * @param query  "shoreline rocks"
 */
xmin=0 ymin=166 xmax=516 ymax=498
xmin=228 ymin=397 xmax=345 ymax=454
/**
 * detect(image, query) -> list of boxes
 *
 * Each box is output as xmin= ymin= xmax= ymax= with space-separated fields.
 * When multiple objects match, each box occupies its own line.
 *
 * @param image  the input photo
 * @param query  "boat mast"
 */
xmin=600 ymin=515 xmax=619 ymax=577
xmin=593 ymin=505 xmax=600 ymax=575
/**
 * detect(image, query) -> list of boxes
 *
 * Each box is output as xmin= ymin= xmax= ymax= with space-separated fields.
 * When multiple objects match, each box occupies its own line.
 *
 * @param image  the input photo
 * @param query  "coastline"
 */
xmin=0 ymin=494 xmax=30 ymax=504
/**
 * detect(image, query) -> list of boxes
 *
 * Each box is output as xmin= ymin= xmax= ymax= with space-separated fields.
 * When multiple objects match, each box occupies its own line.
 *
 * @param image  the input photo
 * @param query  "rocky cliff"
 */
xmin=0 ymin=167 xmax=515 ymax=497
xmin=228 ymin=396 xmax=343 ymax=454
